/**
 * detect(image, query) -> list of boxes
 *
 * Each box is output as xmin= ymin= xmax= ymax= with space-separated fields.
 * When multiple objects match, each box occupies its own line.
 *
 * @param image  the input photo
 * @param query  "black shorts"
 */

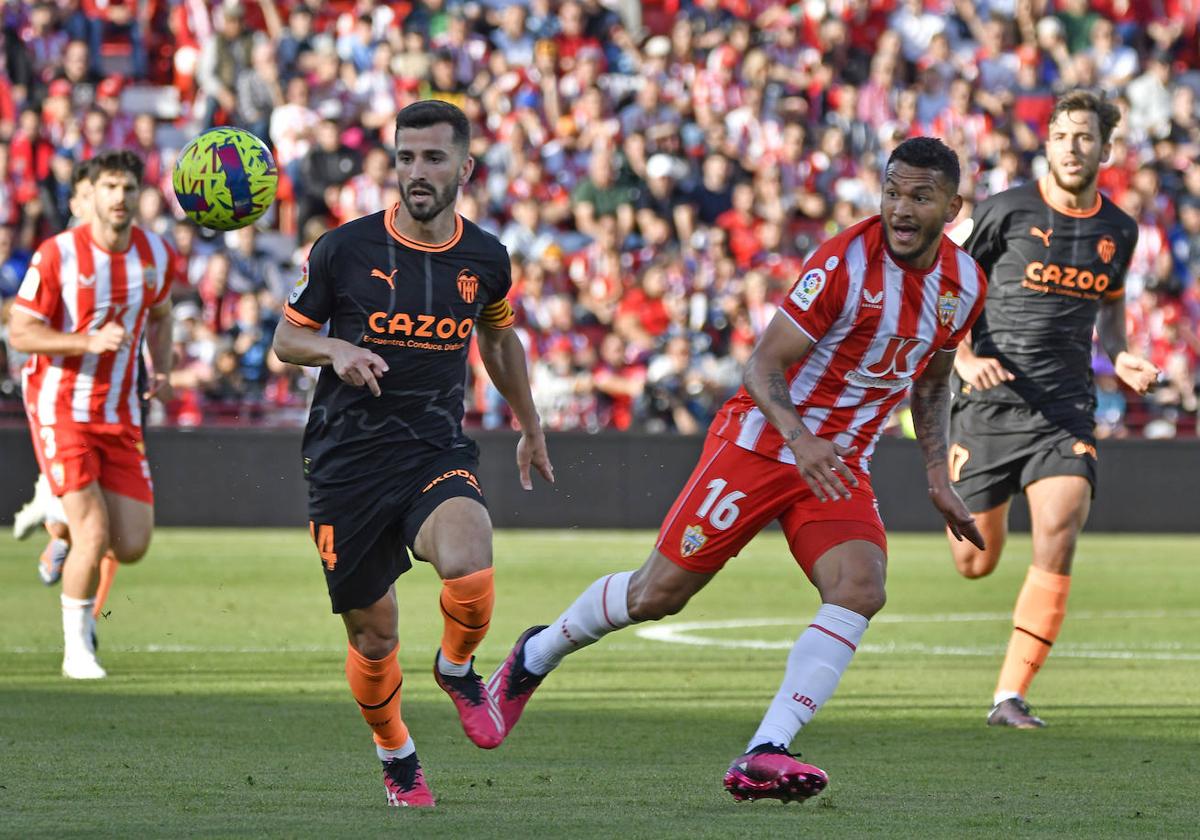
xmin=948 ymin=400 xmax=1098 ymax=513
xmin=306 ymin=448 xmax=487 ymax=613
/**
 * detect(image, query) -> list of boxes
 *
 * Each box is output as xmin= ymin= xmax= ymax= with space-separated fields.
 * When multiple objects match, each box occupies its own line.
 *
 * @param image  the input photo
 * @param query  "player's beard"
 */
xmin=401 ymin=180 xmax=457 ymax=222
xmin=1049 ymin=155 xmax=1099 ymax=197
xmin=883 ymin=216 xmax=940 ymax=265
xmin=100 ymin=205 xmax=134 ymax=232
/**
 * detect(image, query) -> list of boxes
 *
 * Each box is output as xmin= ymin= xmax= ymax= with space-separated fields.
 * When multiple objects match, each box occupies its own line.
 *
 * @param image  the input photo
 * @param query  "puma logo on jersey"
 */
xmin=1030 ymin=226 xmax=1053 ymax=247
xmin=370 ymin=268 xmax=398 ymax=290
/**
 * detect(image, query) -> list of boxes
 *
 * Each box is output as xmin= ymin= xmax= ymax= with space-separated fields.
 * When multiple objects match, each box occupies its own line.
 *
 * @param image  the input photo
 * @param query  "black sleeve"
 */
xmin=283 ymin=232 xmax=336 ymax=328
xmin=477 ymin=244 xmax=515 ymax=330
xmin=1104 ymin=216 xmax=1140 ymax=298
xmin=963 ymin=195 xmax=1007 ymax=277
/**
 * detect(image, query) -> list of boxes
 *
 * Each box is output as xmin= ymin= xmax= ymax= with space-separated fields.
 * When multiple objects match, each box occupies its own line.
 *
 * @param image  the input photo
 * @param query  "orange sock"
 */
xmin=345 ymin=643 xmax=409 ymax=749
xmin=92 ymin=552 xmax=118 ymax=619
xmin=995 ymin=566 xmax=1071 ymax=699
xmin=439 ymin=567 xmax=495 ymax=665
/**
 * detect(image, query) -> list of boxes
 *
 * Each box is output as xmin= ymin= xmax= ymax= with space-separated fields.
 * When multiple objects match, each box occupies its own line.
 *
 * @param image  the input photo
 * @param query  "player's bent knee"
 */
xmin=110 ymin=530 xmax=153 ymax=564
xmin=835 ymin=585 xmax=886 ymax=619
xmin=349 ymin=630 xmax=400 ymax=661
xmin=955 ymin=547 xmax=1001 ymax=579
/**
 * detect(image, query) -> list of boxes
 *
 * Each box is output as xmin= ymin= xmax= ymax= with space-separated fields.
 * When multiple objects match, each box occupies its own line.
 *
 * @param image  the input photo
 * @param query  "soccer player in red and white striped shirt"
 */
xmin=487 ymin=138 xmax=989 ymax=801
xmin=8 ymin=149 xmax=176 ymax=680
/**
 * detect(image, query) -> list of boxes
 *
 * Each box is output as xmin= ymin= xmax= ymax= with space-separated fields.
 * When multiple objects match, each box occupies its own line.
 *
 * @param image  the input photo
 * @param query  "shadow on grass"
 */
xmin=1 ymin=684 xmax=1195 ymax=840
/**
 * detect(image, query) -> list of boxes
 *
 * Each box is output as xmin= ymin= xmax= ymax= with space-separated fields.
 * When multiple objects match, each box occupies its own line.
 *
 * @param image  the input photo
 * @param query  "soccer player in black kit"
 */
xmin=273 ymin=100 xmax=553 ymax=807
xmin=945 ymin=90 xmax=1158 ymax=728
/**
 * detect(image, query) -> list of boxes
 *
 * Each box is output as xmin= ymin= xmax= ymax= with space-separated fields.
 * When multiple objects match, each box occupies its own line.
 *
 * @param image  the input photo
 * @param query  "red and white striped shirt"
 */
xmin=712 ymin=216 xmax=987 ymax=473
xmin=14 ymin=225 xmax=177 ymax=431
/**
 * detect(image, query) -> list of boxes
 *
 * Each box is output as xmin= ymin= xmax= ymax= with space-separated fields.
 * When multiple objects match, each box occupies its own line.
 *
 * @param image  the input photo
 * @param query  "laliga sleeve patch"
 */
xmin=790 ymin=268 xmax=826 ymax=311
xmin=288 ymin=261 xmax=310 ymax=304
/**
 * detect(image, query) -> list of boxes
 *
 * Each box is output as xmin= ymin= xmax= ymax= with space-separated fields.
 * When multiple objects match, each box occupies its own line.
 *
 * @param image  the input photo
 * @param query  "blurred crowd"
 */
xmin=0 ymin=0 xmax=1198 ymax=438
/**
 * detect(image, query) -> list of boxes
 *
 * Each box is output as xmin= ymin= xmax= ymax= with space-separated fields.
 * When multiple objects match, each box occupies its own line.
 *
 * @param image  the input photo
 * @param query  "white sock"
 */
xmin=61 ymin=595 xmax=97 ymax=659
xmin=523 ymin=571 xmax=634 ymax=675
xmin=993 ymin=690 xmax=1022 ymax=705
xmin=437 ymin=649 xmax=471 ymax=678
xmin=748 ymin=603 xmax=869 ymax=751
xmin=377 ymin=736 xmax=416 ymax=762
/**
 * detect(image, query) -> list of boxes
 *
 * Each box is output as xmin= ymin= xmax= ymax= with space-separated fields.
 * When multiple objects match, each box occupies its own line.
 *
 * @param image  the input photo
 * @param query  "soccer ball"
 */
xmin=172 ymin=126 xmax=278 ymax=231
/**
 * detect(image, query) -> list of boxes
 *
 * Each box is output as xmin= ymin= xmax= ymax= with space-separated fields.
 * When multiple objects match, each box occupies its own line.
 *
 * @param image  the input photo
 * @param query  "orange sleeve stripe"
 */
xmin=1104 ymin=288 xmax=1124 ymax=301
xmin=479 ymin=300 xmax=515 ymax=329
xmin=283 ymin=302 xmax=323 ymax=329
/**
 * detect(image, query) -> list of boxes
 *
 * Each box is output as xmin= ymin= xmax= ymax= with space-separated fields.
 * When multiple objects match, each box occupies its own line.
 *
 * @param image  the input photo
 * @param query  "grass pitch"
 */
xmin=1 ymin=528 xmax=1197 ymax=838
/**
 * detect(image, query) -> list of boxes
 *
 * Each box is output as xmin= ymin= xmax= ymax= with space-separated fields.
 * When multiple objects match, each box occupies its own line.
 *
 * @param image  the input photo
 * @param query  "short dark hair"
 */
xmin=1049 ymin=89 xmax=1121 ymax=144
xmin=886 ymin=137 xmax=961 ymax=191
xmin=70 ymin=158 xmax=96 ymax=188
xmin=87 ymin=149 xmax=144 ymax=185
xmin=394 ymin=99 xmax=470 ymax=154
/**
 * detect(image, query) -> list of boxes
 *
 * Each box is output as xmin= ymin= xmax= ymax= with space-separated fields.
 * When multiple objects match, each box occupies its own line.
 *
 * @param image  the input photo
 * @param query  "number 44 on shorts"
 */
xmin=308 ymin=522 xmax=338 ymax=570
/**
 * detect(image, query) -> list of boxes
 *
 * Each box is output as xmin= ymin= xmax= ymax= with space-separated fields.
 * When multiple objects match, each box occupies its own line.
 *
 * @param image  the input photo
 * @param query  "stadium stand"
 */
xmin=0 ymin=0 xmax=1197 ymax=438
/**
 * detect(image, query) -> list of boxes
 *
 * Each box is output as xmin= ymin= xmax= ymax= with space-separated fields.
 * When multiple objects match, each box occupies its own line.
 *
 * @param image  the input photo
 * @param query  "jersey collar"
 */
xmin=384 ymin=205 xmax=464 ymax=252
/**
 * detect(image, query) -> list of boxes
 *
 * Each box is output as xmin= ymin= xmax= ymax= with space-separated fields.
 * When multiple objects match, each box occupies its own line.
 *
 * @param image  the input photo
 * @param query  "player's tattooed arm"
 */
xmin=744 ymin=314 xmax=859 ymax=502
xmin=742 ymin=315 xmax=814 ymax=440
xmin=913 ymin=349 xmax=986 ymax=549
xmin=910 ymin=351 xmax=955 ymax=472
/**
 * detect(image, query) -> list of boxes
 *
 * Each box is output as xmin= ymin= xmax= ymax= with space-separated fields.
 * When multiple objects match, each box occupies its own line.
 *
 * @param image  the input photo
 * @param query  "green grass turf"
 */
xmin=1 ymin=529 xmax=1197 ymax=838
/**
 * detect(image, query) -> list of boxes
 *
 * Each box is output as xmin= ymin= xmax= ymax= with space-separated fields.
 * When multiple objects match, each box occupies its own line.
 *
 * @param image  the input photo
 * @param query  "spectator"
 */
xmin=571 ymin=145 xmax=637 ymax=240
xmin=237 ymin=39 xmax=285 ymax=143
xmin=0 ymin=226 xmax=30 ymax=301
xmin=297 ymin=117 xmax=360 ymax=233
xmin=197 ymin=3 xmax=255 ymax=127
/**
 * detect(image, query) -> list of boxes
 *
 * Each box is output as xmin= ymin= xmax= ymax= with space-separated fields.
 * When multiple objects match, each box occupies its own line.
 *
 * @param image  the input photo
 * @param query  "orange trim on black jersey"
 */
xmin=1104 ymin=288 xmax=1124 ymax=301
xmin=284 ymin=302 xmax=323 ymax=329
xmin=1038 ymin=176 xmax=1102 ymax=219
xmin=479 ymin=299 xmax=515 ymax=329
xmin=384 ymin=205 xmax=464 ymax=252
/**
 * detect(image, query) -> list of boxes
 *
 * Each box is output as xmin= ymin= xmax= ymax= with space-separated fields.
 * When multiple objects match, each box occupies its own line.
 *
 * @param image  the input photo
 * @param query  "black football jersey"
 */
xmin=284 ymin=208 xmax=515 ymax=488
xmin=957 ymin=177 xmax=1138 ymax=419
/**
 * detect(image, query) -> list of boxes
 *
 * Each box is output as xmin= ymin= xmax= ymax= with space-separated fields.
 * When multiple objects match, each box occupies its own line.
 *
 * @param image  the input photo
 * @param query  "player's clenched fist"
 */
xmin=330 ymin=341 xmax=389 ymax=396
xmin=86 ymin=321 xmax=127 ymax=354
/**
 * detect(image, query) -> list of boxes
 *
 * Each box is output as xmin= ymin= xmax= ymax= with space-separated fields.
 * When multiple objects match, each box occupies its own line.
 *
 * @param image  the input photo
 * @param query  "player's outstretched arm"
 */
xmin=912 ymin=351 xmax=985 ymax=549
xmin=272 ymin=320 xmax=388 ymax=397
xmin=475 ymin=322 xmax=553 ymax=489
xmin=743 ymin=312 xmax=858 ymax=502
xmin=1098 ymin=296 xmax=1159 ymax=395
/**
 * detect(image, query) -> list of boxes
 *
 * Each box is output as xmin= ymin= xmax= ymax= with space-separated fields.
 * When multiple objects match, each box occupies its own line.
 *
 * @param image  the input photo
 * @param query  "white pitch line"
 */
xmin=634 ymin=612 xmax=1200 ymax=660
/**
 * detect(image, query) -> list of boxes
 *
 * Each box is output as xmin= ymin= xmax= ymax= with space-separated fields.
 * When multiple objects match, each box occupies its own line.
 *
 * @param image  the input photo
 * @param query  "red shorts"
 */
xmin=28 ymin=421 xmax=154 ymax=504
xmin=656 ymin=433 xmax=886 ymax=579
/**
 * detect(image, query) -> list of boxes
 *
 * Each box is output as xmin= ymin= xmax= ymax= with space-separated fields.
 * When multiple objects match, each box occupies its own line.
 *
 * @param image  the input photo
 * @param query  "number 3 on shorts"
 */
xmin=39 ymin=426 xmax=57 ymax=460
xmin=696 ymin=479 xmax=746 ymax=531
